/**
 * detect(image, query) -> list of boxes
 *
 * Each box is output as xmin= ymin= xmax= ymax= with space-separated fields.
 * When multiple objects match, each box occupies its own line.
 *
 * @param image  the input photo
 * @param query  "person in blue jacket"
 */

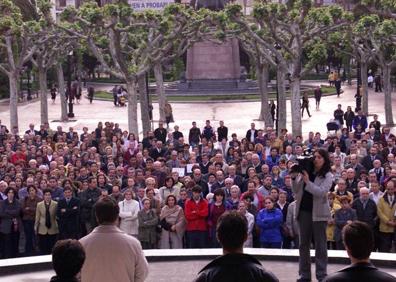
xmin=256 ymin=196 xmax=283 ymax=248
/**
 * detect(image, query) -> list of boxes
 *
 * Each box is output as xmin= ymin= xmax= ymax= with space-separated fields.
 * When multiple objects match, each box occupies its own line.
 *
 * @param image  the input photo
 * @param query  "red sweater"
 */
xmin=184 ymin=198 xmax=209 ymax=231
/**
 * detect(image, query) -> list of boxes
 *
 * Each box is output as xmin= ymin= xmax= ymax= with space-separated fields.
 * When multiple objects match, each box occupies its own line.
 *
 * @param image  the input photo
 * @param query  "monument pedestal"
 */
xmin=184 ymin=38 xmax=241 ymax=90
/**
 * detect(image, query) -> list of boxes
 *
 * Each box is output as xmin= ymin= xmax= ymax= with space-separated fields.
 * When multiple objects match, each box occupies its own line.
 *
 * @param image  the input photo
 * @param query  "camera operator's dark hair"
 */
xmin=94 ymin=196 xmax=119 ymax=224
xmin=216 ymin=211 xmax=247 ymax=250
xmin=342 ymin=221 xmax=373 ymax=260
xmin=52 ymin=239 xmax=85 ymax=279
xmin=316 ymin=148 xmax=331 ymax=177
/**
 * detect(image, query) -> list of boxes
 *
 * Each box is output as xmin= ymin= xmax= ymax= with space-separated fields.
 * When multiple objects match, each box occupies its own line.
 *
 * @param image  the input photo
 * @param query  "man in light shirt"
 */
xmin=80 ymin=196 xmax=148 ymax=282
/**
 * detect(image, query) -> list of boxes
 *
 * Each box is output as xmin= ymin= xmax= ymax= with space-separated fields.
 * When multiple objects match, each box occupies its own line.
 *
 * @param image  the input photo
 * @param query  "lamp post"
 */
xmin=274 ymin=43 xmax=282 ymax=135
xmin=67 ymin=51 xmax=75 ymax=118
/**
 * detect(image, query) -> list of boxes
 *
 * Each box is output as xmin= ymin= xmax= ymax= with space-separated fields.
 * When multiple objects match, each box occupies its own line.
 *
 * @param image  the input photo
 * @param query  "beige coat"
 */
xmin=35 ymin=200 xmax=59 ymax=235
xmin=80 ymin=225 xmax=148 ymax=282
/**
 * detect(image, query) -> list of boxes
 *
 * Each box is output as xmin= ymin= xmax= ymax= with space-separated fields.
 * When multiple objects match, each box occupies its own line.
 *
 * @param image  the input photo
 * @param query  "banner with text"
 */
xmin=129 ymin=0 xmax=175 ymax=11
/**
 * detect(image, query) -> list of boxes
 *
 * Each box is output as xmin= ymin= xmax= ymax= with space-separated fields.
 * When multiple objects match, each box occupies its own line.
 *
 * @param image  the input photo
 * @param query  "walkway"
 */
xmin=0 ymin=82 xmax=394 ymax=139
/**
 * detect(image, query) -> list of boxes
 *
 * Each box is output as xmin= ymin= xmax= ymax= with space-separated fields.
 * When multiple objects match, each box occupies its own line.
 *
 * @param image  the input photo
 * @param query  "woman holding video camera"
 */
xmin=290 ymin=148 xmax=333 ymax=282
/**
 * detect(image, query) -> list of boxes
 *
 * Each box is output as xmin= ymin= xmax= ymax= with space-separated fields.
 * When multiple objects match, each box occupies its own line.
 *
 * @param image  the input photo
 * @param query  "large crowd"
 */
xmin=0 ymin=104 xmax=395 ymax=259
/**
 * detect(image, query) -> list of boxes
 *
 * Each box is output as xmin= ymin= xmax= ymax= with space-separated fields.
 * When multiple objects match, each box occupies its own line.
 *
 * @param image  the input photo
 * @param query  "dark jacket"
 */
xmin=0 ymin=199 xmax=21 ymax=234
xmin=217 ymin=126 xmax=228 ymax=142
xmin=344 ymin=111 xmax=355 ymax=126
xmin=56 ymin=197 xmax=81 ymax=239
xmin=50 ymin=276 xmax=79 ymax=282
xmin=361 ymin=154 xmax=384 ymax=171
xmin=323 ymin=262 xmax=396 ymax=282
xmin=194 ymin=253 xmax=278 ymax=282
xmin=351 ymin=198 xmax=377 ymax=228
xmin=79 ymin=188 xmax=101 ymax=222
xmin=334 ymin=208 xmax=357 ymax=242
xmin=189 ymin=127 xmax=201 ymax=145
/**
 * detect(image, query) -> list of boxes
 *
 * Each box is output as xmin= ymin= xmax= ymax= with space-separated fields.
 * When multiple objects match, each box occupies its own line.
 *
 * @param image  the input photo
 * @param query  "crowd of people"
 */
xmin=0 ymin=103 xmax=395 ymax=260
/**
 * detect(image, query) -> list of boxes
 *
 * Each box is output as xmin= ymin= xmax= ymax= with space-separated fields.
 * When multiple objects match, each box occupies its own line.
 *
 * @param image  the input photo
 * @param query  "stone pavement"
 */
xmin=1 ymin=260 xmax=395 ymax=282
xmin=0 ymin=82 xmax=395 ymax=139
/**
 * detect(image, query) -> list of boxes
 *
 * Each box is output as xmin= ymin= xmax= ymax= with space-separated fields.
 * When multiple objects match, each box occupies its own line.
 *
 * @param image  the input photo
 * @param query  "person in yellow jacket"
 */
xmin=35 ymin=189 xmax=59 ymax=254
xmin=326 ymin=192 xmax=341 ymax=250
xmin=377 ymin=180 xmax=396 ymax=252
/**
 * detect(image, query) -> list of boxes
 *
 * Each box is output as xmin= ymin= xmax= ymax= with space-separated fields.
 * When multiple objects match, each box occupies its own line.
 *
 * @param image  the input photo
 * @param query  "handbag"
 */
xmin=160 ymin=218 xmax=172 ymax=231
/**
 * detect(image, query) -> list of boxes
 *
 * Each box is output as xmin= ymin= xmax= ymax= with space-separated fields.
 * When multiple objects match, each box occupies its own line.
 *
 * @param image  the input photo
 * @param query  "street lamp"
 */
xmin=274 ymin=43 xmax=282 ymax=135
xmin=67 ymin=51 xmax=75 ymax=118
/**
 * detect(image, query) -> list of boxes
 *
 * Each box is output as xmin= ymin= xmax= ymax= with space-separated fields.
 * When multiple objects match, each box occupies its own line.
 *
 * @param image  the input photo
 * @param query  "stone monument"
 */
xmin=183 ymin=0 xmax=242 ymax=91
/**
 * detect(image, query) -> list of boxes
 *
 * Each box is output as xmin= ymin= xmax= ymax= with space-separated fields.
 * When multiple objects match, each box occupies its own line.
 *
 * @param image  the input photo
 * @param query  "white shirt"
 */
xmin=118 ymin=199 xmax=140 ymax=236
xmin=369 ymin=191 xmax=384 ymax=204
xmin=243 ymin=211 xmax=255 ymax=248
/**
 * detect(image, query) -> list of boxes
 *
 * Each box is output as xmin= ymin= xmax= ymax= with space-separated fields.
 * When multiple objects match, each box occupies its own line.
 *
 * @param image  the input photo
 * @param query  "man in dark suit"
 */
xmin=192 ymin=168 xmax=209 ymax=197
xmin=154 ymin=122 xmax=167 ymax=143
xmin=345 ymin=154 xmax=364 ymax=178
xmin=149 ymin=141 xmax=167 ymax=160
xmin=25 ymin=123 xmax=38 ymax=136
xmin=57 ymin=187 xmax=80 ymax=239
xmin=245 ymin=122 xmax=258 ymax=144
xmin=217 ymin=120 xmax=228 ymax=142
xmin=361 ymin=147 xmax=384 ymax=171
xmin=351 ymin=188 xmax=377 ymax=229
xmin=323 ymin=221 xmax=396 ymax=282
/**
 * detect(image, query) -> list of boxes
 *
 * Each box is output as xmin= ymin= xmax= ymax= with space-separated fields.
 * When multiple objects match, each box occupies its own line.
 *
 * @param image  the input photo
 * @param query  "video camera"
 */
xmin=289 ymin=149 xmax=315 ymax=175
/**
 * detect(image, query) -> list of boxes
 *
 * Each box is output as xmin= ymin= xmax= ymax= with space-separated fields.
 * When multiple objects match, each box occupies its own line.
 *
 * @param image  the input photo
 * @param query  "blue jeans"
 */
xmin=261 ymin=242 xmax=282 ymax=248
xmin=186 ymin=231 xmax=207 ymax=248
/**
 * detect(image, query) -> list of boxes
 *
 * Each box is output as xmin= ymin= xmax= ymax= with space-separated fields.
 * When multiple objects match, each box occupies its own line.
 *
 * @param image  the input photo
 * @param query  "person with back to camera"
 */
xmin=289 ymin=148 xmax=333 ymax=282
xmin=323 ymin=221 xmax=396 ymax=282
xmin=79 ymin=196 xmax=148 ymax=282
xmin=193 ymin=211 xmax=279 ymax=282
xmin=50 ymin=239 xmax=85 ymax=282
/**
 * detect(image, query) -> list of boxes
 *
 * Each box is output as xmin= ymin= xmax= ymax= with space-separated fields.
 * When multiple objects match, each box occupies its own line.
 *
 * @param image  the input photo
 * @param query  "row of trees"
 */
xmin=0 ymin=0 xmax=395 ymax=137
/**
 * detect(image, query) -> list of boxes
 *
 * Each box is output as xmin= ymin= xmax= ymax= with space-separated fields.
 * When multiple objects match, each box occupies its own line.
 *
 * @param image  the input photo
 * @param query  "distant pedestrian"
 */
xmin=112 ymin=85 xmax=118 ymax=106
xmin=335 ymin=78 xmax=342 ymax=97
xmin=334 ymin=104 xmax=344 ymax=127
xmin=374 ymin=75 xmax=382 ymax=92
xmin=50 ymin=85 xmax=57 ymax=104
xmin=314 ymin=86 xmax=322 ymax=110
xmin=344 ymin=106 xmax=355 ymax=132
xmin=87 ymin=86 xmax=94 ymax=104
xmin=368 ymin=74 xmax=374 ymax=88
xmin=355 ymin=88 xmax=362 ymax=112
xmin=301 ymin=93 xmax=311 ymax=118
xmin=269 ymin=100 xmax=276 ymax=124
xmin=328 ymin=72 xmax=335 ymax=87
xmin=164 ymin=102 xmax=174 ymax=129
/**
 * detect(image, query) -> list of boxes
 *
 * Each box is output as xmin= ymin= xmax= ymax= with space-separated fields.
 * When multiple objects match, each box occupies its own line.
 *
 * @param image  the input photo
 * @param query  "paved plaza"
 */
xmin=0 ymin=82 xmax=395 ymax=138
xmin=1 ymin=259 xmax=395 ymax=282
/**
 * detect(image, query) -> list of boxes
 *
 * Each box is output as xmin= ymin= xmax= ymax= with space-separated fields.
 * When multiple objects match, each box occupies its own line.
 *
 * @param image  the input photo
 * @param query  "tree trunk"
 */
xmin=38 ymin=67 xmax=49 ymax=125
xmin=138 ymin=74 xmax=151 ymax=135
xmin=277 ymin=69 xmax=287 ymax=134
xmin=383 ymin=65 xmax=394 ymax=126
xmin=126 ymin=79 xmax=139 ymax=136
xmin=257 ymin=63 xmax=273 ymax=127
xmin=154 ymin=63 xmax=166 ymax=122
xmin=57 ymin=63 xmax=68 ymax=121
xmin=9 ymin=72 xmax=19 ymax=133
xmin=347 ymin=57 xmax=352 ymax=85
xmin=290 ymin=77 xmax=302 ymax=137
xmin=360 ymin=61 xmax=368 ymax=115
